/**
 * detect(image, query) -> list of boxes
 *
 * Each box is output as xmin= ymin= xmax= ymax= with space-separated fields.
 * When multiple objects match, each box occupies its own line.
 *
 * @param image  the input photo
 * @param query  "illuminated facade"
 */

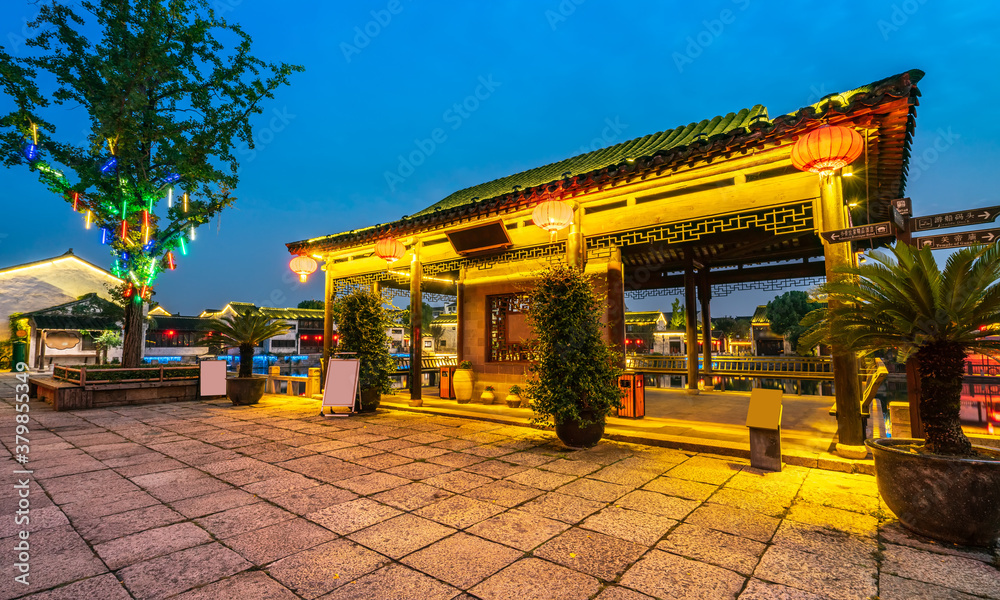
xmin=287 ymin=70 xmax=921 ymax=442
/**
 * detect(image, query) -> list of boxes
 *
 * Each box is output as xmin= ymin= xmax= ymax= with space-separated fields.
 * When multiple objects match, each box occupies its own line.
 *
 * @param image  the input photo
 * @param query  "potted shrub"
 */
xmin=506 ymin=385 xmax=522 ymax=408
xmin=454 ymin=360 xmax=474 ymax=403
xmin=801 ymin=243 xmax=1000 ymax=546
xmin=526 ymin=266 xmax=623 ymax=448
xmin=481 ymin=385 xmax=495 ymax=404
xmin=337 ymin=290 xmax=393 ymax=412
xmin=202 ymin=311 xmax=290 ymax=405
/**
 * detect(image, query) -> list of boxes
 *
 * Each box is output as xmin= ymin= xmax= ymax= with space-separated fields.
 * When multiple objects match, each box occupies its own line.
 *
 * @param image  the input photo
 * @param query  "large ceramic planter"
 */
xmin=359 ymin=387 xmax=381 ymax=413
xmin=227 ymin=376 xmax=266 ymax=405
xmin=555 ymin=413 xmax=606 ymax=449
xmin=866 ymin=438 xmax=1000 ymax=546
xmin=454 ymin=368 xmax=474 ymax=403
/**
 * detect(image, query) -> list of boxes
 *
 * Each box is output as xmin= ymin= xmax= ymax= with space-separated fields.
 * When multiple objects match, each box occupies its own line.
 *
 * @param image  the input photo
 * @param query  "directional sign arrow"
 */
xmin=911 ymin=205 xmax=1000 ymax=232
xmin=821 ymin=221 xmax=893 ymax=244
xmin=912 ymin=227 xmax=1000 ymax=250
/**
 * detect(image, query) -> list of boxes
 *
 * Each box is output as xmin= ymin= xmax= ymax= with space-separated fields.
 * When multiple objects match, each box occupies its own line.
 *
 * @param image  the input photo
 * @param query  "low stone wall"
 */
xmin=30 ymin=377 xmax=199 ymax=411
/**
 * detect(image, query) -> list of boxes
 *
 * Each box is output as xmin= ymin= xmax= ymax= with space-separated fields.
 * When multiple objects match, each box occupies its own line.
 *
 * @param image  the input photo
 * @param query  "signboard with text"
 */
xmin=911 ymin=206 xmax=1000 ymax=232
xmin=912 ymin=228 xmax=1000 ymax=249
xmin=820 ymin=222 xmax=892 ymax=244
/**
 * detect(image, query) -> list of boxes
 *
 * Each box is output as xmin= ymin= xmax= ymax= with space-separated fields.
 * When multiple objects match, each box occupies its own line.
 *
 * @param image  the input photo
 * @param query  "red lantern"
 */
xmin=375 ymin=237 xmax=405 ymax=264
xmin=532 ymin=200 xmax=574 ymax=240
xmin=790 ymin=125 xmax=864 ymax=174
xmin=289 ymin=255 xmax=318 ymax=282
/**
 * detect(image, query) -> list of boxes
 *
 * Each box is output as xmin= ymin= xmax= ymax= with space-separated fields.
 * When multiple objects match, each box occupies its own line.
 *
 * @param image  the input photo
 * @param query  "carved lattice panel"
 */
xmin=488 ymin=292 xmax=533 ymax=363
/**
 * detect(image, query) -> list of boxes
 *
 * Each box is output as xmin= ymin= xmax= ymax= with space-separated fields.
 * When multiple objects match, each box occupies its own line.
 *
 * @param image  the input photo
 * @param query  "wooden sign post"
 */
xmin=746 ymin=388 xmax=783 ymax=471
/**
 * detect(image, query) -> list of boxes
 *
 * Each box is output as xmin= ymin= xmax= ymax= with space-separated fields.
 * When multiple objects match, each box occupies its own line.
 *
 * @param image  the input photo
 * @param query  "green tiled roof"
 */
xmin=431 ymin=314 xmax=458 ymax=325
xmin=624 ymin=311 xmax=666 ymax=326
xmin=258 ymin=307 xmax=324 ymax=320
xmin=413 ymin=107 xmax=768 ymax=217
xmin=288 ymin=69 xmax=923 ymax=255
xmin=751 ymin=305 xmax=770 ymax=325
xmin=221 ymin=302 xmax=324 ymax=320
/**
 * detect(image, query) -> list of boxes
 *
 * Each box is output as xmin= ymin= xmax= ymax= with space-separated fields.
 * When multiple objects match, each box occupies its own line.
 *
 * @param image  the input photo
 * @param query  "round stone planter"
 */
xmin=454 ymin=368 xmax=474 ymax=403
xmin=505 ymin=394 xmax=522 ymax=409
xmin=867 ymin=438 xmax=1000 ymax=546
xmin=480 ymin=391 xmax=495 ymax=404
xmin=359 ymin=387 xmax=381 ymax=413
xmin=555 ymin=413 xmax=606 ymax=449
xmin=227 ymin=376 xmax=266 ymax=406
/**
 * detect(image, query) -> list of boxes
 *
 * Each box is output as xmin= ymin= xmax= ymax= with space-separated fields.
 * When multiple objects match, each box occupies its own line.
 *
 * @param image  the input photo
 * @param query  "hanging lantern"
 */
xmin=375 ymin=237 xmax=406 ymax=264
xmin=289 ymin=255 xmax=318 ymax=283
xmin=532 ymin=199 xmax=574 ymax=241
xmin=790 ymin=125 xmax=864 ymax=174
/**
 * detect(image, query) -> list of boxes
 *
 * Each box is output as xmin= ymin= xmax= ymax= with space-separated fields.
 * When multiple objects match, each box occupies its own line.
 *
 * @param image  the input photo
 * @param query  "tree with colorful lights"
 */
xmin=0 ymin=1 xmax=303 ymax=367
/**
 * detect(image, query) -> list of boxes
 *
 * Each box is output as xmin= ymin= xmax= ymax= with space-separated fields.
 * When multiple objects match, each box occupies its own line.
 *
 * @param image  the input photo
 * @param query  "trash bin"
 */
xmin=439 ymin=366 xmax=457 ymax=399
xmin=617 ymin=373 xmax=645 ymax=418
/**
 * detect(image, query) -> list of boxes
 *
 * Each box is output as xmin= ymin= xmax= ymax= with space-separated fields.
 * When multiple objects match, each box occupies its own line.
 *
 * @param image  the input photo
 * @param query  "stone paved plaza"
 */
xmin=1 ymin=376 xmax=998 ymax=600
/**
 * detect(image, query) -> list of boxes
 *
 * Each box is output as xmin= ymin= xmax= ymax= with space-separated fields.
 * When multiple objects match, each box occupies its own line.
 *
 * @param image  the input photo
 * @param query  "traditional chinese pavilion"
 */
xmin=286 ymin=70 xmax=921 ymax=445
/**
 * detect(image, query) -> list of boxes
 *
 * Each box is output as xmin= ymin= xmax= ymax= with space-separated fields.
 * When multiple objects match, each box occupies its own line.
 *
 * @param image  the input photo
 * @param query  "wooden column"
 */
xmin=607 ymin=246 xmax=626 ymax=369
xmin=320 ymin=259 xmax=334 ymax=390
xmin=409 ymin=242 xmax=423 ymax=402
xmin=456 ymin=268 xmax=466 ymax=363
xmin=684 ymin=263 xmax=699 ymax=395
xmin=699 ymin=267 xmax=713 ymax=391
xmin=818 ymin=171 xmax=865 ymax=445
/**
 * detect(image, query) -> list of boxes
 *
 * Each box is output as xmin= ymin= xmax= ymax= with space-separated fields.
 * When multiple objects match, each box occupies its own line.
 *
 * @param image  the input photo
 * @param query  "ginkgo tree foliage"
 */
xmin=0 ymin=1 xmax=303 ymax=367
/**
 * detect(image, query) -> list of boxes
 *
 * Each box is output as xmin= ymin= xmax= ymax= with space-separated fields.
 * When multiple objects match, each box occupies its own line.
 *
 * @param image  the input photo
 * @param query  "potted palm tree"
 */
xmin=337 ymin=290 xmax=393 ymax=412
xmin=800 ymin=243 xmax=1000 ymax=546
xmin=526 ymin=266 xmax=623 ymax=448
xmin=202 ymin=311 xmax=290 ymax=405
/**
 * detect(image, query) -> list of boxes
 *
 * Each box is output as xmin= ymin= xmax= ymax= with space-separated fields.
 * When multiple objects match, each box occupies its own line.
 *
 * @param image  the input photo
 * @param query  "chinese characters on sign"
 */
xmin=913 ymin=229 xmax=1000 ymax=250
xmin=820 ymin=222 xmax=892 ymax=244
xmin=911 ymin=206 xmax=1000 ymax=232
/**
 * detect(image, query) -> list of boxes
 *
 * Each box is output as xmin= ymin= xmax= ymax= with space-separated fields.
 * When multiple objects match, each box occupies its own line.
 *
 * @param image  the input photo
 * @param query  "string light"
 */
xmin=142 ymin=210 xmax=150 ymax=245
xmin=120 ymin=219 xmax=128 ymax=240
xmin=167 ymin=188 xmax=173 ymax=208
xmin=100 ymin=228 xmax=110 ymax=244
xmin=72 ymin=192 xmax=79 ymax=212
xmin=100 ymin=156 xmax=117 ymax=175
xmin=166 ymin=251 xmax=176 ymax=270
xmin=85 ymin=210 xmax=92 ymax=229
xmin=182 ymin=192 xmax=188 ymax=212
xmin=178 ymin=237 xmax=187 ymax=255
xmin=189 ymin=226 xmax=195 ymax=240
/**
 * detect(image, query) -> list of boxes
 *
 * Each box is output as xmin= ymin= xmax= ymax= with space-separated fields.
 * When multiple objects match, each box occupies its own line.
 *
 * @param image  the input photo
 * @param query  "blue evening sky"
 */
xmin=1 ymin=1 xmax=998 ymax=317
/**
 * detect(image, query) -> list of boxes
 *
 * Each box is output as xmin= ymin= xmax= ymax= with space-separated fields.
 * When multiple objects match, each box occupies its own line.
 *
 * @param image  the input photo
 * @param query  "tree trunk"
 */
xmin=121 ymin=300 xmax=144 ymax=367
xmin=917 ymin=341 xmax=973 ymax=455
xmin=239 ymin=343 xmax=254 ymax=378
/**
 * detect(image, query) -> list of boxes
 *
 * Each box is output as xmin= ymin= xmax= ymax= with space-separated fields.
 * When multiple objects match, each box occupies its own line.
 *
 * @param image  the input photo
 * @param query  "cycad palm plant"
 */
xmin=800 ymin=242 xmax=1000 ymax=456
xmin=202 ymin=311 xmax=291 ymax=377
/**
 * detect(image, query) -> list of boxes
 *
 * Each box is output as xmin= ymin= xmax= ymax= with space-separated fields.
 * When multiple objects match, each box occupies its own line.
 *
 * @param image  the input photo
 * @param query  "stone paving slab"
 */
xmin=0 ymin=378 xmax=997 ymax=600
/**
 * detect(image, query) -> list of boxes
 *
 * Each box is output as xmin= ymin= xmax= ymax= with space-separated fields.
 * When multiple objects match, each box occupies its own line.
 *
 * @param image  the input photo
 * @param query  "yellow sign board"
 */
xmin=746 ymin=388 xmax=783 ymax=430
